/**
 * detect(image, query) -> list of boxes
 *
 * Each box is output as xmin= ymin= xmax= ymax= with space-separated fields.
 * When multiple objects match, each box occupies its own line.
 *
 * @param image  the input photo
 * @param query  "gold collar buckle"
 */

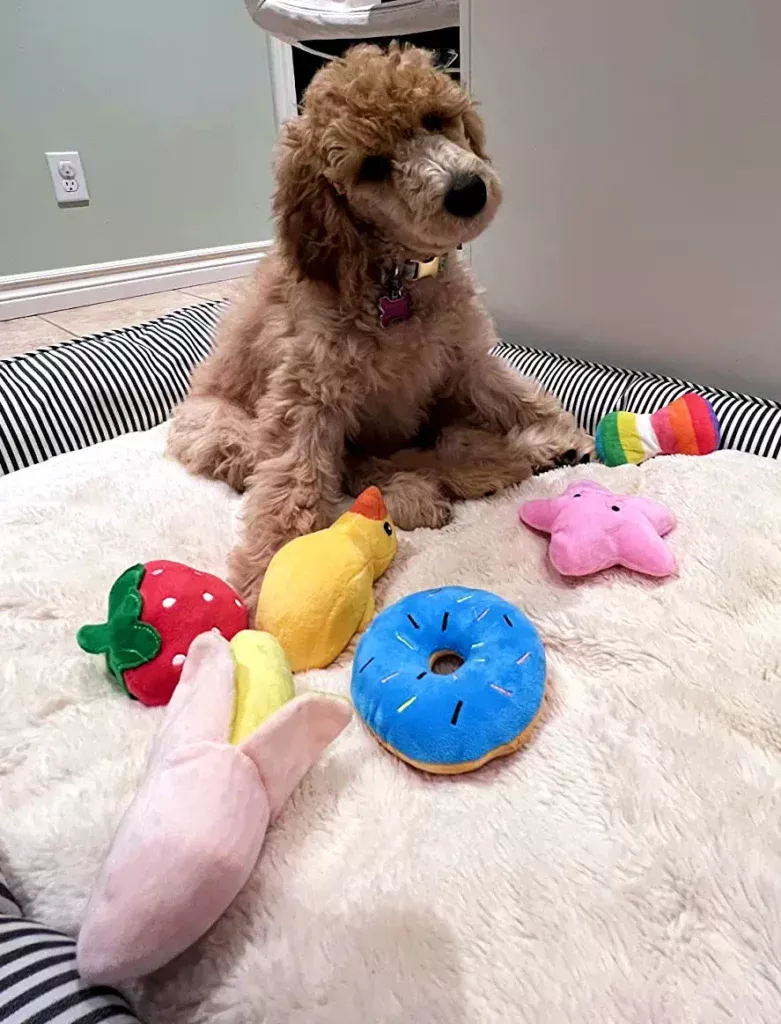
xmin=405 ymin=254 xmax=449 ymax=282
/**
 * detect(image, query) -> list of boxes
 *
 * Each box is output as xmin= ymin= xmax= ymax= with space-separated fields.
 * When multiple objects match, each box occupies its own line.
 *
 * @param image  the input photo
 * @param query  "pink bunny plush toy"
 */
xmin=77 ymin=631 xmax=351 ymax=984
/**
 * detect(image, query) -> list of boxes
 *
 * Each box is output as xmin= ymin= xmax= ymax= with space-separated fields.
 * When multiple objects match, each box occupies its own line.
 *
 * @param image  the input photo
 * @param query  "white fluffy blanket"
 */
xmin=2 ymin=428 xmax=781 ymax=1023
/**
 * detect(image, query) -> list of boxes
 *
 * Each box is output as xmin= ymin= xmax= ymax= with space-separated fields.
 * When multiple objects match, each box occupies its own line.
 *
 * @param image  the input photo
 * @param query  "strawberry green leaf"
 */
xmin=77 ymin=622 xmax=112 ymax=655
xmin=77 ymin=563 xmax=161 ymax=692
xmin=107 ymin=564 xmax=146 ymax=617
xmin=107 ymin=619 xmax=161 ymax=677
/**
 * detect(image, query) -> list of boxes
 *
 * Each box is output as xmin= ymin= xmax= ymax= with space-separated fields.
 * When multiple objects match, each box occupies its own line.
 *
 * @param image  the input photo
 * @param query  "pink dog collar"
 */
xmin=378 ymin=252 xmax=453 ymax=327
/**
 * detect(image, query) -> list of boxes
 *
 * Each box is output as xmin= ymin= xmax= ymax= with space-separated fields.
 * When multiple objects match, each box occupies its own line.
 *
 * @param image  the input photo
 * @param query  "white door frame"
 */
xmin=265 ymin=4 xmax=471 ymax=129
xmin=458 ymin=0 xmax=471 ymax=90
xmin=266 ymin=35 xmax=298 ymax=127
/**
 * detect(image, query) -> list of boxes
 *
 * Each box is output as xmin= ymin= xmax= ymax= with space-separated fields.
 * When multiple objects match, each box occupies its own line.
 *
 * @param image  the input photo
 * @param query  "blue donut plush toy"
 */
xmin=351 ymin=586 xmax=546 ymax=774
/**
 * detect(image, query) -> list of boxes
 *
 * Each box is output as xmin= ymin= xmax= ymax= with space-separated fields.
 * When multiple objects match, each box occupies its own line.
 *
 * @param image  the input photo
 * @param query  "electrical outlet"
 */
xmin=45 ymin=151 xmax=90 ymax=205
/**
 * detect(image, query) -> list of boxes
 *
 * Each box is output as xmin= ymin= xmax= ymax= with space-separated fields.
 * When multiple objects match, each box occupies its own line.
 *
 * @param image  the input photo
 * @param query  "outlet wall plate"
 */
xmin=45 ymin=151 xmax=90 ymax=205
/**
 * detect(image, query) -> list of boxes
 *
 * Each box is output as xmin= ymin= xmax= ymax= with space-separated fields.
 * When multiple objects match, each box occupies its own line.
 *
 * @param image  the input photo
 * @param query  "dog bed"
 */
xmin=1 ymin=425 xmax=780 ymax=1023
xmin=3 ymin=301 xmax=780 ymax=477
xmin=0 ymin=868 xmax=140 ymax=1023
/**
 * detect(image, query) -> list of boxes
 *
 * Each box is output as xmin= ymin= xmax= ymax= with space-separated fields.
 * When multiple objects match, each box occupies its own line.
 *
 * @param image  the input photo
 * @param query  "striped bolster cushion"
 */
xmin=0 ymin=301 xmax=224 ymax=476
xmin=0 ymin=873 xmax=141 ymax=1023
xmin=494 ymin=343 xmax=781 ymax=460
xmin=1 ymin=300 xmax=780 ymax=476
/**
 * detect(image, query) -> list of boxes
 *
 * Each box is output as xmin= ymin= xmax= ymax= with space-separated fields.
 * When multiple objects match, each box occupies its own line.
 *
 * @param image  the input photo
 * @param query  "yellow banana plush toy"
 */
xmin=256 ymin=487 xmax=397 ymax=671
xmin=77 ymin=629 xmax=350 ymax=984
xmin=229 ymin=630 xmax=295 ymax=742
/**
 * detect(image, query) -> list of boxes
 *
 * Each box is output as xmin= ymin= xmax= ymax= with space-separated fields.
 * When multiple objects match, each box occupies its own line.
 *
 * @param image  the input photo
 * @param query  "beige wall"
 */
xmin=470 ymin=0 xmax=781 ymax=399
xmin=0 ymin=0 xmax=276 ymax=276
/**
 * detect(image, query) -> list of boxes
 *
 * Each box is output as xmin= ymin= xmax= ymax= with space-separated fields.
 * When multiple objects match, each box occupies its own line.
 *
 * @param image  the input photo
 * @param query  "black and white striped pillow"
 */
xmin=0 ymin=300 xmax=225 ymax=476
xmin=2 ymin=302 xmax=781 ymax=476
xmin=0 ymin=874 xmax=140 ymax=1023
xmin=494 ymin=343 xmax=634 ymax=436
xmin=494 ymin=342 xmax=781 ymax=460
xmin=620 ymin=372 xmax=781 ymax=459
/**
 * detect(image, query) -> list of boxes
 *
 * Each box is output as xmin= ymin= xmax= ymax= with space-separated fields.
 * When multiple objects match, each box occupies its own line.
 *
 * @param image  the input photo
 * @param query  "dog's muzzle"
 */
xmin=443 ymin=173 xmax=488 ymax=218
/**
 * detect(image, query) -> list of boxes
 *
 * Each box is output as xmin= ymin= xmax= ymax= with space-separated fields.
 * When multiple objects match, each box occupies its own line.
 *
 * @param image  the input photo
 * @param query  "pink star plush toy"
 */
xmin=519 ymin=481 xmax=677 ymax=578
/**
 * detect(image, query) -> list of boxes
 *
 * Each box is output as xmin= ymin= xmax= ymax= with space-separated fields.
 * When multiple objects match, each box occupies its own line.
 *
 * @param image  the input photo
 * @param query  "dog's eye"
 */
xmin=422 ymin=112 xmax=448 ymax=133
xmin=358 ymin=155 xmax=392 ymax=183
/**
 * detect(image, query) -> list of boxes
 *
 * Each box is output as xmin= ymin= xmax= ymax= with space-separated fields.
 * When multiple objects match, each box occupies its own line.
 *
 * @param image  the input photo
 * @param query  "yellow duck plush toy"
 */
xmin=256 ymin=487 xmax=397 ymax=671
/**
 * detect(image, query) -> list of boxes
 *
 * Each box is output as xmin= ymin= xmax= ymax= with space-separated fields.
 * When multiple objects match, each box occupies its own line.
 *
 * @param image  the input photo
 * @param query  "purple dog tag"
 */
xmin=378 ymin=289 xmax=412 ymax=328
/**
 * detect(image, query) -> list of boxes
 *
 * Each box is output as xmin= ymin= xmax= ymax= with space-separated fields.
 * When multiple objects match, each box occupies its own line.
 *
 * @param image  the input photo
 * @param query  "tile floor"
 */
xmin=0 ymin=277 xmax=247 ymax=359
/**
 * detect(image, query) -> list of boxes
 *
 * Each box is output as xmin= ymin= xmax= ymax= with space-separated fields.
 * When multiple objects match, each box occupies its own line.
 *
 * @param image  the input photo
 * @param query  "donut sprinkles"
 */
xmin=351 ymin=586 xmax=547 ymax=774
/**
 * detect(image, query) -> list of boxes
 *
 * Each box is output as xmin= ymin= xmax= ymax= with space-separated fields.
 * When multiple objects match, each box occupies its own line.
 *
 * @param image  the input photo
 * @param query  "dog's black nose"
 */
xmin=444 ymin=174 xmax=487 ymax=218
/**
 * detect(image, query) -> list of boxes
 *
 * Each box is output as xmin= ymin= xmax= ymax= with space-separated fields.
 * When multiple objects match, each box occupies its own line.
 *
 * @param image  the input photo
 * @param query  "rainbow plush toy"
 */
xmin=594 ymin=393 xmax=720 ymax=467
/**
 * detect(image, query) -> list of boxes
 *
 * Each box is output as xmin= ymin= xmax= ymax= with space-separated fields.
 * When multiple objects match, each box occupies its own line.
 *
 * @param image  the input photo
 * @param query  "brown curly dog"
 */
xmin=168 ymin=44 xmax=592 ymax=609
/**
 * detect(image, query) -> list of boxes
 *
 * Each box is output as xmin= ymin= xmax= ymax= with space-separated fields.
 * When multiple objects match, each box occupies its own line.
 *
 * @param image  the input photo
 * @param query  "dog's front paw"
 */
xmin=529 ymin=422 xmax=594 ymax=476
xmin=396 ymin=495 xmax=454 ymax=531
xmin=381 ymin=474 xmax=453 ymax=531
xmin=552 ymin=445 xmax=593 ymax=469
xmin=168 ymin=399 xmax=257 ymax=492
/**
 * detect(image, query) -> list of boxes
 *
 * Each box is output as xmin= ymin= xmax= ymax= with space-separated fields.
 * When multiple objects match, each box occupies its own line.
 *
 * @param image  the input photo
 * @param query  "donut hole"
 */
xmin=429 ymin=649 xmax=465 ymax=675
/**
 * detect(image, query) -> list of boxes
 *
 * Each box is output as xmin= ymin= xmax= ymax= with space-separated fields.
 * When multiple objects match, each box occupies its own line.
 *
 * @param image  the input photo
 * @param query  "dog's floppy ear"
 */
xmin=462 ymin=102 xmax=488 ymax=161
xmin=273 ymin=117 xmax=368 ymax=307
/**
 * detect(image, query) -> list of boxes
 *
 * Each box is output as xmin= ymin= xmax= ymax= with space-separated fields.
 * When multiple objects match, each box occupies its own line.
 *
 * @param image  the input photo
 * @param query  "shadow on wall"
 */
xmin=493 ymin=316 xmax=781 ymax=402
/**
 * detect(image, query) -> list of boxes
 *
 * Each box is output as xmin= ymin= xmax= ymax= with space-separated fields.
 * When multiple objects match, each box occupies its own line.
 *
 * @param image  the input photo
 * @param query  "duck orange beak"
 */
xmin=349 ymin=486 xmax=388 ymax=521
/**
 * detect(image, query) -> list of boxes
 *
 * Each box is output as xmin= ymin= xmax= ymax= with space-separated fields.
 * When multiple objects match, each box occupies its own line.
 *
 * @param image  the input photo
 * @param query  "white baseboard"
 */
xmin=0 ymin=240 xmax=272 ymax=322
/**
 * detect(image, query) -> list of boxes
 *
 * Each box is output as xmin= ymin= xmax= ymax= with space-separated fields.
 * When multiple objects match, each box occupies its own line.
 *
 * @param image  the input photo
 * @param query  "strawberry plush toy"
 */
xmin=77 ymin=560 xmax=248 ymax=706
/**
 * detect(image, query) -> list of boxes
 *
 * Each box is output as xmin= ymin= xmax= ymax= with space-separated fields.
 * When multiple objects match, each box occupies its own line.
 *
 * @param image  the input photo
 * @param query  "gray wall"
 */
xmin=0 ymin=0 xmax=276 ymax=276
xmin=470 ymin=0 xmax=781 ymax=400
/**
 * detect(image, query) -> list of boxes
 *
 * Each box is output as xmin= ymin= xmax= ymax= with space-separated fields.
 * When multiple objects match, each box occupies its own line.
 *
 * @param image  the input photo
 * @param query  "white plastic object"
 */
xmin=45 ymin=151 xmax=90 ymax=205
xmin=57 ymin=160 xmax=77 ymax=180
xmin=245 ymin=0 xmax=458 ymax=43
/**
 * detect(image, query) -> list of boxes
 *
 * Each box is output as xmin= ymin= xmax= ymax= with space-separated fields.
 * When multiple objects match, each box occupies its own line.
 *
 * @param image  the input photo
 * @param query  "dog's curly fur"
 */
xmin=168 ymin=44 xmax=592 ymax=608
